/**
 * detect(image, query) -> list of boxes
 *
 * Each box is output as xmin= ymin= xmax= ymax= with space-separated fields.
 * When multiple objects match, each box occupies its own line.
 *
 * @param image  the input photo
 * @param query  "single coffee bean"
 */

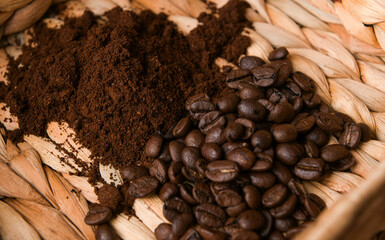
xmin=287 ymin=179 xmax=307 ymax=202
xmin=199 ymin=111 xmax=226 ymax=134
xmin=267 ymin=88 xmax=287 ymax=104
xmin=215 ymin=189 xmax=242 ymax=207
xmin=224 ymin=122 xmax=244 ymax=142
xmin=180 ymin=183 xmax=199 ymax=205
xmin=303 ymin=92 xmax=321 ymax=109
xmin=251 ymin=130 xmax=272 ymax=151
xmin=168 ymin=161 xmax=185 ymax=184
xmin=155 ymin=223 xmax=178 ymax=240
xmin=226 ymin=69 xmax=253 ymax=89
xmin=239 ymin=85 xmax=265 ymax=100
xmin=259 ymin=211 xmax=273 ymax=238
xmin=195 ymin=203 xmax=226 ymax=228
xmin=292 ymin=209 xmax=308 ymax=221
xmin=84 ymin=204 xmax=113 ymax=225
xmin=163 ymin=197 xmax=192 ymax=222
xmin=283 ymin=82 xmax=301 ymax=99
xmin=329 ymin=154 xmax=355 ymax=171
xmin=227 ymin=147 xmax=256 ymax=170
xmin=210 ymin=182 xmax=238 ymax=197
xmin=231 ymin=230 xmax=260 ymax=240
xmin=158 ymin=142 xmax=172 ymax=162
xmin=205 ymin=160 xmax=240 ymax=183
xmin=240 ymin=56 xmax=265 ymax=70
xmin=235 ymin=118 xmax=257 ymax=140
xmin=196 ymin=158 xmax=208 ymax=175
xmin=120 ymin=164 xmax=149 ymax=181
xmin=268 ymin=230 xmax=286 ymax=240
xmin=306 ymin=127 xmax=329 ymax=147
xmin=269 ymin=194 xmax=297 ymax=219
xmin=339 ymin=123 xmax=361 ymax=148
xmin=292 ymin=72 xmax=314 ymax=92
xmin=95 ymin=224 xmax=118 ymax=240
xmin=225 ymin=217 xmax=243 ymax=237
xmin=201 ymin=143 xmax=222 ymax=161
xmin=250 ymin=152 xmax=273 ymax=172
xmin=193 ymin=182 xmax=214 ymax=204
xmin=159 ymin=182 xmax=179 ymax=201
xmin=169 ymin=140 xmax=185 ymax=162
xmin=173 ymin=117 xmax=192 ymax=137
xmin=226 ymin=202 xmax=247 ymax=217
xmin=217 ymin=93 xmax=240 ymax=113
xmin=205 ymin=127 xmax=226 ymax=145
xmin=357 ymin=123 xmax=371 ymax=142
xmin=268 ymin=101 xmax=295 ymax=123
xmin=182 ymin=146 xmax=201 ymax=169
xmin=268 ymin=47 xmax=289 ymax=61
xmin=251 ymin=66 xmax=277 ymax=87
xmin=182 ymin=166 xmax=206 ymax=183
xmin=304 ymin=140 xmax=319 ymax=158
xmin=262 ymin=184 xmax=288 ymax=208
xmin=271 ymin=124 xmax=297 ymax=143
xmin=189 ymin=100 xmax=216 ymax=114
xmin=276 ymin=143 xmax=304 ymax=165
xmin=314 ymin=112 xmax=344 ymax=132
xmin=270 ymin=60 xmax=291 ymax=87
xmin=149 ymin=159 xmax=168 ymax=184
xmin=320 ymin=144 xmax=349 ymax=163
xmin=185 ymin=130 xmax=205 ymax=148
xmin=172 ymin=213 xmax=195 ymax=237
xmin=128 ymin=176 xmax=159 ymax=198
xmin=271 ymin=162 xmax=293 ymax=186
xmin=243 ymin=185 xmax=261 ymax=209
xmin=180 ymin=228 xmax=201 ymax=240
xmin=237 ymin=100 xmax=266 ymax=122
xmin=145 ymin=135 xmax=163 ymax=158
xmin=292 ymin=96 xmax=303 ymax=113
xmin=294 ymin=158 xmax=325 ymax=181
xmin=237 ymin=210 xmax=265 ymax=230
xmin=196 ymin=227 xmax=226 ymax=240
xmin=222 ymin=142 xmax=251 ymax=156
xmin=186 ymin=93 xmax=210 ymax=111
xmin=250 ymin=172 xmax=276 ymax=189
xmin=275 ymin=217 xmax=297 ymax=232
xmin=292 ymin=113 xmax=315 ymax=133
xmin=304 ymin=194 xmax=325 ymax=218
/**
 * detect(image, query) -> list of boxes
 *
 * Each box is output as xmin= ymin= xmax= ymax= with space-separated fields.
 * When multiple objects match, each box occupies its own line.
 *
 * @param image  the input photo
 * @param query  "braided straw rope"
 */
xmin=1 ymin=0 xmax=385 ymax=239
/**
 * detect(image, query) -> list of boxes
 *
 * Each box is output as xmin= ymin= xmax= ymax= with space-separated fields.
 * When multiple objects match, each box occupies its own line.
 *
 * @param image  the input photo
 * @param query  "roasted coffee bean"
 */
xmin=195 ymin=203 xmax=226 ymax=228
xmin=283 ymin=82 xmax=301 ymax=98
xmin=231 ymin=230 xmax=260 ymax=240
xmin=251 ymin=66 xmax=277 ymax=87
xmin=95 ymin=224 xmax=118 ymax=240
xmin=251 ymin=130 xmax=273 ymax=149
xmin=292 ymin=209 xmax=308 ymax=221
xmin=210 ymin=182 xmax=238 ymax=197
xmin=287 ymin=179 xmax=307 ymax=202
xmin=292 ymin=113 xmax=315 ymax=133
xmin=243 ymin=185 xmax=261 ymax=209
xmin=276 ymin=143 xmax=304 ymax=165
xmin=224 ymin=122 xmax=244 ymax=142
xmin=224 ymin=217 xmax=244 ymax=236
xmin=189 ymin=99 xmax=216 ymax=113
xmin=227 ymin=147 xmax=256 ymax=170
xmin=268 ymin=101 xmax=295 ymax=123
xmin=120 ymin=164 xmax=149 ymax=181
xmin=240 ymin=56 xmax=265 ymax=70
xmin=271 ymin=124 xmax=297 ymax=143
xmin=314 ymin=112 xmax=344 ymax=132
xmin=222 ymin=142 xmax=251 ymax=156
xmin=128 ymin=176 xmax=159 ymax=198
xmin=215 ymin=189 xmax=242 ymax=207
xmin=145 ymin=135 xmax=163 ymax=158
xmin=182 ymin=166 xmax=206 ymax=183
xmin=303 ymin=92 xmax=321 ymax=109
xmin=201 ymin=143 xmax=222 ymax=161
xmin=205 ymin=127 xmax=226 ymax=145
xmin=193 ymin=183 xmax=214 ymax=204
xmin=306 ymin=127 xmax=329 ymax=147
xmin=267 ymin=88 xmax=287 ymax=104
xmin=304 ymin=194 xmax=325 ymax=218
xmin=292 ymin=72 xmax=314 ymax=92
xmin=196 ymin=158 xmax=208 ymax=176
xmin=262 ymin=184 xmax=288 ymax=208
xmin=186 ymin=94 xmax=210 ymax=110
xmin=357 ymin=123 xmax=371 ymax=142
xmin=235 ymin=118 xmax=257 ymax=140
xmin=197 ymin=227 xmax=226 ymax=240
xmin=250 ymin=172 xmax=276 ymax=189
xmin=163 ymin=197 xmax=192 ymax=222
xmin=329 ymin=154 xmax=355 ymax=171
xmin=217 ymin=93 xmax=240 ymax=113
xmin=269 ymin=194 xmax=297 ymax=219
xmin=304 ymin=140 xmax=319 ymax=158
xmin=182 ymin=147 xmax=201 ymax=169
xmin=292 ymin=96 xmax=303 ymax=113
xmin=275 ymin=217 xmax=297 ymax=232
xmin=226 ymin=69 xmax=253 ymax=89
xmin=185 ymin=130 xmax=205 ymax=148
xmin=172 ymin=213 xmax=195 ymax=237
xmin=173 ymin=117 xmax=192 ymax=137
xmin=180 ymin=183 xmax=199 ymax=205
xmin=320 ymin=144 xmax=349 ymax=163
xmin=199 ymin=111 xmax=226 ymax=134
xmin=269 ymin=60 xmax=291 ymax=87
xmin=294 ymin=158 xmax=325 ymax=181
xmin=159 ymin=142 xmax=172 ymax=162
xmin=205 ymin=160 xmax=240 ymax=183
xmin=339 ymin=123 xmax=361 ymax=148
xmin=149 ymin=159 xmax=168 ymax=184
xmin=239 ymin=85 xmax=265 ymax=100
xmin=268 ymin=47 xmax=289 ymax=61
xmin=271 ymin=162 xmax=293 ymax=186
xmin=237 ymin=210 xmax=265 ymax=230
xmin=237 ymin=100 xmax=266 ymax=122
xmin=180 ymin=228 xmax=201 ymax=240
xmin=85 ymin=204 xmax=113 ymax=225
xmin=168 ymin=161 xmax=185 ymax=184
xmin=169 ymin=140 xmax=185 ymax=162
xmin=226 ymin=202 xmax=247 ymax=217
xmin=250 ymin=153 xmax=273 ymax=172
xmin=155 ymin=223 xmax=178 ymax=240
xmin=159 ymin=182 xmax=179 ymax=201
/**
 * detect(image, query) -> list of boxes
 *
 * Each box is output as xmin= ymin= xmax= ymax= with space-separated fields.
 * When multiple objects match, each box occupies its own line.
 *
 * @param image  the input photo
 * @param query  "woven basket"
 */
xmin=1 ymin=0 xmax=385 ymax=239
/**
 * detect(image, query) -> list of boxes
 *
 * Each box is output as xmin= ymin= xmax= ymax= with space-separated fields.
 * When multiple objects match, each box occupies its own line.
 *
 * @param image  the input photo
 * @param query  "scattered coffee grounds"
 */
xmin=0 ymin=0 xmax=250 ymax=174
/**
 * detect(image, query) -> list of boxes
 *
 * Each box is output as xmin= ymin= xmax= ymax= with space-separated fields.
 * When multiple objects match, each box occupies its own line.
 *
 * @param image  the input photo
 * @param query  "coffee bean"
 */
xmin=159 ymin=182 xmax=179 ymax=201
xmin=268 ymin=230 xmax=286 ymax=240
xmin=292 ymin=209 xmax=308 ymax=221
xmin=210 ymin=182 xmax=238 ymax=197
xmin=180 ymin=183 xmax=199 ymax=205
xmin=168 ymin=161 xmax=185 ymax=184
xmin=226 ymin=69 xmax=253 ymax=89
xmin=172 ymin=213 xmax=195 ymax=237
xmin=222 ymin=142 xmax=250 ymax=156
xmin=128 ymin=176 xmax=159 ymax=198
xmin=199 ymin=111 xmax=226 ymax=134
xmin=268 ymin=47 xmax=289 ymax=61
xmin=237 ymin=100 xmax=266 ymax=122
xmin=306 ymin=127 xmax=329 ymax=147
xmin=145 ymin=135 xmax=163 ymax=158
xmin=215 ymin=189 xmax=242 ymax=207
xmin=271 ymin=162 xmax=293 ymax=186
xmin=292 ymin=72 xmax=314 ymax=92
xmin=268 ymin=102 xmax=295 ymax=123
xmin=250 ymin=153 xmax=273 ymax=172
xmin=237 ymin=210 xmax=265 ymax=230
xmin=182 ymin=146 xmax=201 ymax=169
xmin=201 ymin=143 xmax=222 ymax=161
xmin=205 ymin=126 xmax=226 ymax=145
xmin=193 ymin=182 xmax=214 ymax=204
xmin=197 ymin=227 xmax=226 ymax=240
xmin=304 ymin=194 xmax=325 ymax=218
xmin=196 ymin=158 xmax=208 ymax=176
xmin=235 ymin=173 xmax=251 ymax=186
xmin=239 ymin=85 xmax=265 ymax=101
xmin=190 ymin=100 xmax=216 ymax=114
xmin=182 ymin=166 xmax=206 ymax=183
xmin=235 ymin=118 xmax=257 ymax=140
xmin=276 ymin=143 xmax=304 ymax=165
xmin=269 ymin=194 xmax=297 ymax=219
xmin=294 ymin=158 xmax=325 ymax=181
xmin=227 ymin=147 xmax=256 ymax=170
xmin=195 ymin=203 xmax=226 ymax=228
xmin=226 ymin=202 xmax=247 ymax=217
xmin=155 ymin=223 xmax=178 ymax=240
xmin=217 ymin=93 xmax=240 ymax=113
xmin=120 ymin=164 xmax=149 ymax=181
xmin=205 ymin=160 xmax=240 ymax=183
xmin=269 ymin=60 xmax=292 ymax=87
xmin=231 ymin=230 xmax=260 ymax=240
xmin=240 ymin=56 xmax=265 ymax=70
xmin=329 ymin=154 xmax=355 ymax=171
xmin=275 ymin=217 xmax=296 ymax=232
xmin=287 ymin=179 xmax=307 ymax=202
xmin=95 ymin=224 xmax=118 ymax=240
xmin=262 ymin=184 xmax=287 ymax=208
xmin=224 ymin=122 xmax=244 ymax=142
xmin=292 ymin=96 xmax=303 ymax=113
xmin=303 ymin=92 xmax=321 ymax=109
xmin=186 ymin=94 xmax=210 ymax=111
xmin=159 ymin=142 xmax=172 ymax=162
xmin=85 ymin=204 xmax=113 ymax=225
xmin=251 ymin=66 xmax=277 ymax=87
xmin=243 ymin=185 xmax=261 ymax=209
xmin=185 ymin=130 xmax=205 ymax=148
xmin=292 ymin=113 xmax=315 ymax=133
xmin=250 ymin=172 xmax=276 ymax=189
xmin=180 ymin=228 xmax=201 ymax=240
xmin=267 ymin=88 xmax=287 ymax=104
xmin=304 ymin=140 xmax=319 ymax=158
xmin=271 ymin=124 xmax=297 ymax=143
xmin=314 ymin=112 xmax=344 ymax=132
xmin=257 ymin=210 xmax=272 ymax=238
xmin=251 ymin=130 xmax=273 ymax=150
xmin=173 ymin=117 xmax=193 ymax=137
xmin=339 ymin=123 xmax=361 ymax=148
xmin=149 ymin=159 xmax=168 ymax=184
xmin=357 ymin=123 xmax=371 ymax=142
xmin=320 ymin=144 xmax=349 ymax=163
xmin=169 ymin=140 xmax=185 ymax=162
xmin=163 ymin=197 xmax=192 ymax=222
